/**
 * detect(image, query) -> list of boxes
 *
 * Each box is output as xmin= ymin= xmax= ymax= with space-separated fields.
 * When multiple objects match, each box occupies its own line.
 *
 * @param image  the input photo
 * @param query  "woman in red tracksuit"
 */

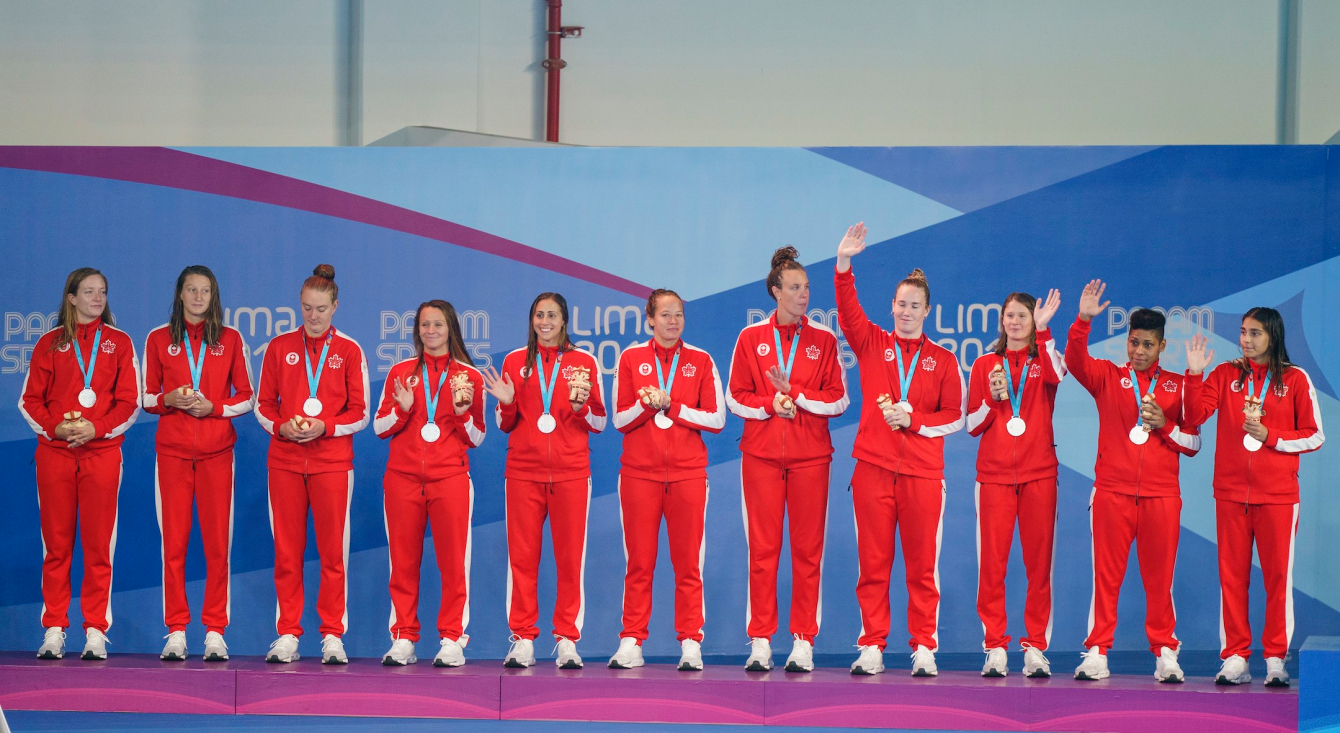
xmin=141 ymin=265 xmax=255 ymax=662
xmin=20 ymin=267 xmax=140 ymax=662
xmin=253 ymin=264 xmax=370 ymax=665
xmin=1184 ymin=308 xmax=1324 ymax=687
xmin=727 ymin=247 xmax=849 ymax=673
xmin=965 ymin=289 xmax=1063 ymax=679
xmin=607 ymin=289 xmax=727 ymax=672
xmin=1066 ymin=280 xmax=1199 ymax=684
xmin=481 ymin=292 xmax=606 ymax=670
xmin=374 ymin=299 xmax=486 ymax=668
xmin=834 ymin=223 xmax=965 ymax=678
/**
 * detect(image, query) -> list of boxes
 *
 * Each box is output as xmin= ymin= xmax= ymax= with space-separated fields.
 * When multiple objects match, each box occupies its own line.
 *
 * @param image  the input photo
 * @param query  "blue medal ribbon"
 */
xmin=304 ymin=329 xmax=334 ymax=401
xmin=422 ymin=364 xmax=449 ymax=426
xmin=538 ymin=352 xmax=562 ymax=416
xmin=1003 ymin=356 xmax=1030 ymax=419
xmin=773 ymin=326 xmax=801 ymax=381
xmin=182 ymin=333 xmax=206 ymax=392
xmin=1129 ymin=366 xmax=1161 ymax=428
xmin=655 ymin=346 xmax=681 ymax=398
xmin=1246 ymin=369 xmax=1272 ymax=409
xmin=893 ymin=340 xmax=922 ymax=403
xmin=72 ymin=327 xmax=103 ymax=392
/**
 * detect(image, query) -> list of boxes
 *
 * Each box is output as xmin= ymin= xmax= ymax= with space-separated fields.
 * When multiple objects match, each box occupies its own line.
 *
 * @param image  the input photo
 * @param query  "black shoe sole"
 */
xmin=850 ymin=667 xmax=881 ymax=675
xmin=559 ymin=661 xmax=583 ymax=670
xmin=37 ymin=651 xmax=62 ymax=660
xmin=1074 ymin=672 xmax=1107 ymax=681
xmin=784 ymin=662 xmax=812 ymax=673
xmin=1158 ymin=676 xmax=1183 ymax=684
xmin=81 ymin=652 xmax=105 ymax=661
xmin=382 ymin=657 xmax=405 ymax=666
xmin=912 ymin=670 xmax=937 ymax=677
xmin=204 ymin=654 xmax=228 ymax=662
xmin=745 ymin=661 xmax=772 ymax=672
xmin=1264 ymin=679 xmax=1290 ymax=687
xmin=322 ymin=658 xmax=349 ymax=665
xmin=503 ymin=659 xmax=529 ymax=668
xmin=1215 ymin=676 xmax=1246 ymax=685
xmin=678 ymin=663 xmax=702 ymax=671
xmin=433 ymin=659 xmax=463 ymax=668
xmin=1025 ymin=670 xmax=1051 ymax=678
xmin=982 ymin=670 xmax=1005 ymax=678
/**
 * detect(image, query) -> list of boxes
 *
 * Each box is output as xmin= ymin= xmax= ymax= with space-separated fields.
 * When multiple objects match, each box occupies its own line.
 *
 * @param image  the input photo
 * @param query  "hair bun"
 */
xmin=906 ymin=267 xmax=927 ymax=282
xmin=771 ymin=246 xmax=800 ymax=270
xmin=312 ymin=264 xmax=336 ymax=280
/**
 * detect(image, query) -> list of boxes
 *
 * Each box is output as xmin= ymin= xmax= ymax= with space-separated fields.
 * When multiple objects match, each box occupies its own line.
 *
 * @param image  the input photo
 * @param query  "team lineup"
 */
xmin=16 ymin=223 xmax=1324 ymax=687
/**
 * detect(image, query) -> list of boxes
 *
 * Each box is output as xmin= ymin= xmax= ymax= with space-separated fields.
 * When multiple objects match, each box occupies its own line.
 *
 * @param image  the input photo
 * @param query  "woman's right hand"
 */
xmin=392 ymin=376 xmax=414 ymax=412
xmin=482 ymin=366 xmax=516 ymax=405
xmin=1077 ymin=279 xmax=1110 ymax=322
xmin=835 ymin=222 xmax=867 ymax=274
xmin=163 ymin=385 xmax=195 ymax=409
xmin=1184 ymin=334 xmax=1215 ymax=375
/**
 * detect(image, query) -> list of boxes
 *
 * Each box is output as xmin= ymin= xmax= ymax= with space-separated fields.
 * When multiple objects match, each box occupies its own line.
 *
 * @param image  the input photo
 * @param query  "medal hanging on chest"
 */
xmin=1003 ymin=356 xmax=1030 ymax=437
xmin=1127 ymin=367 xmax=1160 ymax=445
xmin=891 ymin=339 xmax=921 ymax=414
xmin=773 ymin=325 xmax=801 ymax=419
xmin=654 ymin=346 xmax=681 ymax=430
xmin=303 ymin=330 xmax=334 ymax=417
xmin=1241 ymin=370 xmax=1271 ymax=452
xmin=73 ymin=327 xmax=103 ymax=408
xmin=420 ymin=364 xmax=449 ymax=443
xmin=183 ymin=333 xmax=207 ymax=398
xmin=536 ymin=353 xmax=561 ymax=434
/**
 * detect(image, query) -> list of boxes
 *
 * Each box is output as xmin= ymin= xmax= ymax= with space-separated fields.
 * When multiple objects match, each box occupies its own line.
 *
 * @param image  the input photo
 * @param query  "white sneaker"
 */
xmin=1265 ymin=657 xmax=1290 ymax=687
xmin=267 ymin=634 xmax=300 ymax=663
xmin=554 ymin=637 xmax=583 ymax=669
xmin=678 ymin=639 xmax=704 ymax=671
xmin=911 ymin=645 xmax=938 ymax=677
xmin=1074 ymin=646 xmax=1109 ymax=680
xmin=504 ymin=636 xmax=535 ymax=668
xmin=37 ymin=627 xmax=65 ymax=660
xmin=850 ymin=644 xmax=885 ymax=675
xmin=203 ymin=631 xmax=229 ymax=661
xmin=744 ymin=637 xmax=773 ymax=671
xmin=321 ymin=634 xmax=348 ymax=665
xmin=1154 ymin=646 xmax=1183 ymax=683
xmin=382 ymin=638 xmax=417 ymax=666
xmin=785 ymin=636 xmax=814 ymax=673
xmin=608 ymin=637 xmax=645 ymax=669
xmin=982 ymin=647 xmax=1007 ymax=677
xmin=1022 ymin=645 xmax=1051 ymax=678
xmin=1215 ymin=654 xmax=1251 ymax=685
xmin=81 ymin=629 xmax=109 ymax=660
xmin=160 ymin=631 xmax=187 ymax=661
xmin=434 ymin=637 xmax=466 ymax=667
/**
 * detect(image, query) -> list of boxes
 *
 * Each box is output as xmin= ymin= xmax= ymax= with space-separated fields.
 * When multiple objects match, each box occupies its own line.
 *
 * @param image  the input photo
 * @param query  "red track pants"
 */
xmin=740 ymin=455 xmax=830 ymax=642
xmin=36 ymin=446 xmax=122 ymax=632
xmin=268 ymin=468 xmax=352 ymax=638
xmin=505 ymin=477 xmax=590 ymax=641
xmin=617 ymin=474 xmax=708 ymax=643
xmin=975 ymin=478 xmax=1057 ymax=651
xmin=851 ymin=460 xmax=944 ymax=651
xmin=384 ymin=470 xmax=473 ymax=643
xmin=157 ymin=452 xmax=234 ymax=633
xmin=1217 ymin=499 xmax=1297 ymax=660
xmin=1084 ymin=489 xmax=1181 ymax=655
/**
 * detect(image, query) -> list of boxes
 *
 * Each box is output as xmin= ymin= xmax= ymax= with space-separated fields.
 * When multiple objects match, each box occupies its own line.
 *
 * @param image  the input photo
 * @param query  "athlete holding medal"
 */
xmin=22 ymin=268 xmax=140 ymax=661
xmin=374 ymin=300 xmax=486 ymax=667
xmin=1065 ymin=279 xmax=1199 ymax=683
xmin=253 ymin=265 xmax=370 ymax=664
xmin=725 ymin=247 xmax=849 ymax=673
xmin=965 ymin=289 xmax=1064 ymax=678
xmin=607 ymin=289 xmax=726 ymax=671
xmin=141 ymin=266 xmax=255 ymax=662
xmin=482 ymin=292 xmax=606 ymax=669
xmin=1182 ymin=308 xmax=1324 ymax=686
xmin=834 ymin=224 xmax=966 ymax=678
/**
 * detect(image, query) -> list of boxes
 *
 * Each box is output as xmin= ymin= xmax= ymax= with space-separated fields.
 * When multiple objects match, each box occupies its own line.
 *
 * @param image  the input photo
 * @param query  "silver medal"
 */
xmin=1243 ymin=434 xmax=1263 ymax=452
xmin=303 ymin=397 xmax=323 ymax=417
xmin=420 ymin=423 xmax=442 ymax=443
xmin=654 ymin=412 xmax=673 ymax=430
xmin=537 ymin=413 xmax=557 ymax=434
xmin=1129 ymin=426 xmax=1150 ymax=445
xmin=78 ymin=388 xmax=97 ymax=408
xmin=1006 ymin=416 xmax=1026 ymax=437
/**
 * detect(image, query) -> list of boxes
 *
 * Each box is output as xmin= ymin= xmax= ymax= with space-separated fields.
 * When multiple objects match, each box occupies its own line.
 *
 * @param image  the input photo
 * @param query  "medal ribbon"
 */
xmin=183 ymin=333 xmax=207 ymax=392
xmin=655 ymin=346 xmax=681 ymax=399
xmin=72 ymin=327 xmax=103 ymax=393
xmin=893 ymin=340 xmax=922 ymax=403
xmin=1246 ymin=369 xmax=1272 ymax=412
xmin=422 ymin=363 xmax=449 ymax=427
xmin=1129 ymin=366 xmax=1161 ymax=429
xmin=304 ymin=328 xmax=334 ymax=402
xmin=773 ymin=326 xmax=801 ymax=381
xmin=1003 ymin=356 xmax=1030 ymax=419
xmin=538 ymin=352 xmax=562 ymax=416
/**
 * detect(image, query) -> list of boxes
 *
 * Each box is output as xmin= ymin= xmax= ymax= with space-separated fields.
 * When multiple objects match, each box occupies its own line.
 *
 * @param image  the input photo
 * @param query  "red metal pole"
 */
xmin=545 ymin=0 xmax=563 ymax=143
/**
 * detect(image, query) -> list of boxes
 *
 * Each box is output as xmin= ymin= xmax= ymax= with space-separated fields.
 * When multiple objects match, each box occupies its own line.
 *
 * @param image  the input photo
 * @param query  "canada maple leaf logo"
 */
xmin=920 ymin=356 xmax=937 ymax=372
xmin=209 ymin=344 xmax=226 ymax=357
xmin=100 ymin=341 xmax=116 ymax=354
xmin=327 ymin=354 xmax=344 ymax=369
xmin=806 ymin=345 xmax=821 ymax=360
xmin=681 ymin=363 xmax=697 ymax=378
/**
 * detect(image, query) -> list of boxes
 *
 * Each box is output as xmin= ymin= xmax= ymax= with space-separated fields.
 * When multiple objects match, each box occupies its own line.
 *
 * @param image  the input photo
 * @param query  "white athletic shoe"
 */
xmin=321 ymin=634 xmax=348 ymax=665
xmin=1215 ymin=654 xmax=1251 ymax=685
xmin=982 ymin=647 xmax=1007 ymax=677
xmin=744 ymin=637 xmax=773 ymax=671
xmin=160 ymin=631 xmax=187 ymax=661
xmin=434 ymin=637 xmax=466 ymax=667
xmin=267 ymin=634 xmax=300 ymax=663
xmin=82 ymin=629 xmax=109 ymax=660
xmin=1265 ymin=657 xmax=1290 ymax=687
xmin=503 ymin=636 xmax=535 ymax=668
xmin=850 ymin=644 xmax=885 ymax=675
xmin=608 ymin=637 xmax=645 ymax=669
xmin=554 ymin=637 xmax=583 ymax=669
xmin=911 ymin=645 xmax=938 ymax=677
xmin=678 ymin=639 xmax=704 ymax=671
xmin=382 ymin=638 xmax=417 ymax=666
xmin=203 ymin=631 xmax=229 ymax=661
xmin=1074 ymin=646 xmax=1109 ymax=681
xmin=1154 ymin=646 xmax=1183 ymax=683
xmin=1022 ymin=645 xmax=1051 ymax=678
xmin=37 ymin=627 xmax=65 ymax=660
xmin=785 ymin=636 xmax=814 ymax=673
